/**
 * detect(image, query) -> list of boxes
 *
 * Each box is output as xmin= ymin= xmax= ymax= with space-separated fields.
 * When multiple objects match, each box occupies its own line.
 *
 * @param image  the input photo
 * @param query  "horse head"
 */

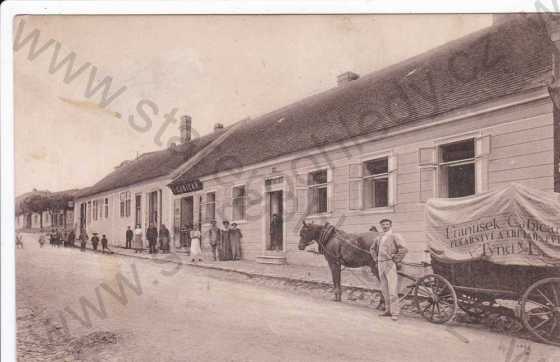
xmin=298 ymin=220 xmax=320 ymax=250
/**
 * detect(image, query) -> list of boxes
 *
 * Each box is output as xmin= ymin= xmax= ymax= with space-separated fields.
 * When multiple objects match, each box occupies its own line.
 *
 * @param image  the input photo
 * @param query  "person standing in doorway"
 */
xmin=91 ymin=232 xmax=100 ymax=251
xmin=133 ymin=224 xmax=143 ymax=253
xmin=220 ymin=221 xmax=232 ymax=261
xmin=190 ymin=224 xmax=203 ymax=262
xmin=270 ymin=213 xmax=283 ymax=251
xmin=370 ymin=218 xmax=408 ymax=321
xmin=208 ymin=220 xmax=221 ymax=261
xmin=125 ymin=226 xmax=133 ymax=249
xmin=230 ymin=223 xmax=242 ymax=260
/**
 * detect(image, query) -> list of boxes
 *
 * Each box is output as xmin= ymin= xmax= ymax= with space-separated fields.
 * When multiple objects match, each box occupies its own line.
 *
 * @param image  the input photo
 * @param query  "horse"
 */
xmin=298 ymin=221 xmax=379 ymax=301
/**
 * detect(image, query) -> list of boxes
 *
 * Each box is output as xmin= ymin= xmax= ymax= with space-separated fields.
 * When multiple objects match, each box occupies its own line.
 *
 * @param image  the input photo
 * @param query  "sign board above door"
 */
xmin=170 ymin=180 xmax=203 ymax=195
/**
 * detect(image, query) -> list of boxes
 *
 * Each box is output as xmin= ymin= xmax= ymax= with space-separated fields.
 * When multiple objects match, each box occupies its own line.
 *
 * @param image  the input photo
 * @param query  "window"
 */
xmin=308 ymin=169 xmax=328 ymax=214
xmin=135 ymin=194 xmax=142 ymax=227
xmin=362 ymin=158 xmax=389 ymax=208
xmin=120 ymin=192 xmax=131 ymax=217
xmin=125 ymin=192 xmax=131 ymax=217
xmin=93 ymin=200 xmax=98 ymax=221
xmin=232 ymin=186 xmax=246 ymax=221
xmin=438 ymin=139 xmax=475 ymax=198
xmin=104 ymin=198 xmax=109 ymax=218
xmin=87 ymin=201 xmax=92 ymax=224
xmin=204 ymin=192 xmax=216 ymax=223
xmin=120 ymin=192 xmax=126 ymax=217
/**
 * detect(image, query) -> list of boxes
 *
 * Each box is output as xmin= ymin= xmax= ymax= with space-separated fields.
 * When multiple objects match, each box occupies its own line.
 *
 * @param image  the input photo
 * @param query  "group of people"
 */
xmin=75 ymin=228 xmax=111 ymax=254
xmin=124 ymin=223 xmax=171 ymax=254
xmin=35 ymin=228 xmax=76 ymax=248
xmin=208 ymin=220 xmax=243 ymax=261
xmin=120 ymin=221 xmax=243 ymax=263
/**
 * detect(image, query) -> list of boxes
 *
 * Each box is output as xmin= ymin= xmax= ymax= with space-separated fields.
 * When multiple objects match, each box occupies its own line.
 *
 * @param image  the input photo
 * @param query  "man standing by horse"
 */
xmin=371 ymin=218 xmax=408 ymax=321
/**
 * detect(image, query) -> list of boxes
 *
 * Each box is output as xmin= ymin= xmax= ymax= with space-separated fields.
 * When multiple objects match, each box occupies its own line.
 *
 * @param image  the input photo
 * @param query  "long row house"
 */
xmin=71 ymin=15 xmax=560 ymax=266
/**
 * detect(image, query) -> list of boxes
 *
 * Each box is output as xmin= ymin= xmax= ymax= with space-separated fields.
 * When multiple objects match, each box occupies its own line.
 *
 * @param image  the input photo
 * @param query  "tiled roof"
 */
xmin=77 ymin=130 xmax=226 ymax=198
xmin=170 ymin=16 xmax=554 ymax=186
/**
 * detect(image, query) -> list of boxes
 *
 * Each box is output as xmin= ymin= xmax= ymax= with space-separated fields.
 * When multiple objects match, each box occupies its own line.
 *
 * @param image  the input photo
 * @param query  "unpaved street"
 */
xmin=16 ymin=234 xmax=560 ymax=361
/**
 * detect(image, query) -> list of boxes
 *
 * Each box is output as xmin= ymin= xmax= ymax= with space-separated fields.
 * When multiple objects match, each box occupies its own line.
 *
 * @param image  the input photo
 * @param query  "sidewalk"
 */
xmin=98 ymin=245 xmax=381 ymax=292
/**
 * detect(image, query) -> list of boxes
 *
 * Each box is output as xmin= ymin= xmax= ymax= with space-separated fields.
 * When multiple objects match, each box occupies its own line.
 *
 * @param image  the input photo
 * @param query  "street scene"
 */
xmin=16 ymin=233 xmax=560 ymax=361
xmin=10 ymin=11 xmax=560 ymax=362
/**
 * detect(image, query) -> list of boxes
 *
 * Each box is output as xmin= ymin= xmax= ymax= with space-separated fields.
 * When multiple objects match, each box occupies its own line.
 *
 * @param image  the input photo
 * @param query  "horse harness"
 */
xmin=317 ymin=223 xmax=369 ymax=268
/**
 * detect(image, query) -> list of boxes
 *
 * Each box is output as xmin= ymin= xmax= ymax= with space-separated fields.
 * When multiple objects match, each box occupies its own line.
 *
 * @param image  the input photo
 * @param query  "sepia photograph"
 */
xmin=3 ymin=2 xmax=560 ymax=361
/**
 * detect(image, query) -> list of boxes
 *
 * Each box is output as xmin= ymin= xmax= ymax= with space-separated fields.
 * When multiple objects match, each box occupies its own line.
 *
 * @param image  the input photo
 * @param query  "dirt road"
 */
xmin=16 ymin=234 xmax=560 ymax=361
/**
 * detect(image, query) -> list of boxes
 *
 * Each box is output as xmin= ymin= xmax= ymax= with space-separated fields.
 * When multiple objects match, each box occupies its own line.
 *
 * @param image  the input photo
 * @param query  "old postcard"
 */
xmin=5 ymin=7 xmax=560 ymax=362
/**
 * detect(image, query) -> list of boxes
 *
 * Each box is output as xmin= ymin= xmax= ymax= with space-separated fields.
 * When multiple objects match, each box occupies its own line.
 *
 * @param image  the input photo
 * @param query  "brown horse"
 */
xmin=298 ymin=221 xmax=379 ymax=301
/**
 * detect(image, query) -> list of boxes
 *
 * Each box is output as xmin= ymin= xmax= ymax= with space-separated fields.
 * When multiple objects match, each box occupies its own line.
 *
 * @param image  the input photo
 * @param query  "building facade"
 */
xmin=168 ymin=16 xmax=559 ymax=266
xmin=73 ymin=120 xmax=233 ymax=248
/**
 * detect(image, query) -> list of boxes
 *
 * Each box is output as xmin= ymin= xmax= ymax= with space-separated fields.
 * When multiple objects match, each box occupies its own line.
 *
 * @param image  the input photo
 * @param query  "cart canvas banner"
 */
xmin=425 ymin=183 xmax=560 ymax=266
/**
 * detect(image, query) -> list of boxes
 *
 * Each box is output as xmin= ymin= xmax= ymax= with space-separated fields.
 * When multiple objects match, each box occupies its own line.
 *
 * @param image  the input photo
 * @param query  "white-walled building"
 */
xmin=167 ymin=16 xmax=560 ymax=265
xmin=73 ymin=119 xmax=233 ymax=248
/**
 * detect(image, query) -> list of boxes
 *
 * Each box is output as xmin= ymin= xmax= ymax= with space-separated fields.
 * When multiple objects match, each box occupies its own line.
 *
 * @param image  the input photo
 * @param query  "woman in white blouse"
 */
xmin=190 ymin=224 xmax=202 ymax=262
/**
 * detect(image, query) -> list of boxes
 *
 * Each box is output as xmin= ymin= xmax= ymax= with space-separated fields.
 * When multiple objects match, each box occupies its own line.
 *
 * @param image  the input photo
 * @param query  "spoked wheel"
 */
xmin=521 ymin=277 xmax=560 ymax=346
xmin=414 ymin=274 xmax=457 ymax=324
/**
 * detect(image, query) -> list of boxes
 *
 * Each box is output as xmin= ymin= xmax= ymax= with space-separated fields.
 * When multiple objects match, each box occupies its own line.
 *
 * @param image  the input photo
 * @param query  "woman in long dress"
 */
xmin=190 ymin=224 xmax=202 ymax=262
xmin=133 ymin=224 xmax=143 ymax=253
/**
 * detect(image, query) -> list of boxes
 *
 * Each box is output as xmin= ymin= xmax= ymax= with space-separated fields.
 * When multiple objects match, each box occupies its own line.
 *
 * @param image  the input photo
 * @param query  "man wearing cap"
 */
xmin=370 ymin=218 xmax=408 ymax=321
xmin=208 ymin=220 xmax=221 ymax=261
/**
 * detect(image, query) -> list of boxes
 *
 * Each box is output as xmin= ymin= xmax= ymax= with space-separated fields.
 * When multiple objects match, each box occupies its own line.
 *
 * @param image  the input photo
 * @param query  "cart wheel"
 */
xmin=414 ymin=274 xmax=457 ymax=324
xmin=521 ymin=277 xmax=560 ymax=346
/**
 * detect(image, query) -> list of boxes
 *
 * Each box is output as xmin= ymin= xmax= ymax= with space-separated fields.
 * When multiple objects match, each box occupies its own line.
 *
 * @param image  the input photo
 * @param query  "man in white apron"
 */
xmin=371 ymin=218 xmax=408 ymax=321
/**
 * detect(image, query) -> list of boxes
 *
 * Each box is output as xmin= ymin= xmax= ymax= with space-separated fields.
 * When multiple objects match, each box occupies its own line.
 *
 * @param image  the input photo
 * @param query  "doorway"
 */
xmin=266 ymin=190 xmax=284 ymax=251
xmin=180 ymin=196 xmax=194 ymax=248
xmin=148 ymin=190 xmax=161 ymax=227
xmin=79 ymin=203 xmax=87 ymax=231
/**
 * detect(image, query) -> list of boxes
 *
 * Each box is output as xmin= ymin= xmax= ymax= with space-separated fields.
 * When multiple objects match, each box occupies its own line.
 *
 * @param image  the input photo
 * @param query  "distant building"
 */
xmin=15 ymin=188 xmax=77 ymax=231
xmin=73 ymin=118 xmax=234 ymax=248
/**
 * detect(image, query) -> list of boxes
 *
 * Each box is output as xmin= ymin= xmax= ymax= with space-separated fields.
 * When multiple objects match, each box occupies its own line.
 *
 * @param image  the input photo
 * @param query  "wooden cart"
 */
xmin=411 ymin=256 xmax=560 ymax=346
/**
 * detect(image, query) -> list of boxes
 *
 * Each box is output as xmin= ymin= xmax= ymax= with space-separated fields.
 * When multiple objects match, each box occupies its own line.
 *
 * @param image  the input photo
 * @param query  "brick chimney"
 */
xmin=214 ymin=123 xmax=224 ymax=132
xmin=179 ymin=115 xmax=192 ymax=144
xmin=337 ymin=71 xmax=359 ymax=86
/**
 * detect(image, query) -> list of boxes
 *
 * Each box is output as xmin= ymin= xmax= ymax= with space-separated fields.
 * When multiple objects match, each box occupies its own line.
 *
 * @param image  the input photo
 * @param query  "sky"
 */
xmin=14 ymin=14 xmax=492 ymax=196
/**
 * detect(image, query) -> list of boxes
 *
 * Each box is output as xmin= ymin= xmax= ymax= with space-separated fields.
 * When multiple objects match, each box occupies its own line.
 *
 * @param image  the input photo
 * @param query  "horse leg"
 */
xmin=328 ymin=260 xmax=342 ymax=302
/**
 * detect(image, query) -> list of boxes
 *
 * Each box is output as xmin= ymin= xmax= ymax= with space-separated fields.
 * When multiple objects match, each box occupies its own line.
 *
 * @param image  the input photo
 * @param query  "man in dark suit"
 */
xmin=146 ymin=223 xmax=158 ymax=254
xmin=125 ymin=226 xmax=133 ymax=249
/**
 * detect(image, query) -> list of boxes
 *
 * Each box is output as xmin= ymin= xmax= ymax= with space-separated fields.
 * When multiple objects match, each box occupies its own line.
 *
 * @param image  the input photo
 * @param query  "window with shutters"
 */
xmin=363 ymin=158 xmax=389 ymax=208
xmin=104 ymin=198 xmax=109 ymax=218
xmin=348 ymin=154 xmax=396 ymax=211
xmin=308 ymin=169 xmax=328 ymax=214
xmin=232 ymin=186 xmax=246 ymax=221
xmin=204 ymin=192 xmax=216 ymax=223
xmin=438 ymin=139 xmax=475 ymax=198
